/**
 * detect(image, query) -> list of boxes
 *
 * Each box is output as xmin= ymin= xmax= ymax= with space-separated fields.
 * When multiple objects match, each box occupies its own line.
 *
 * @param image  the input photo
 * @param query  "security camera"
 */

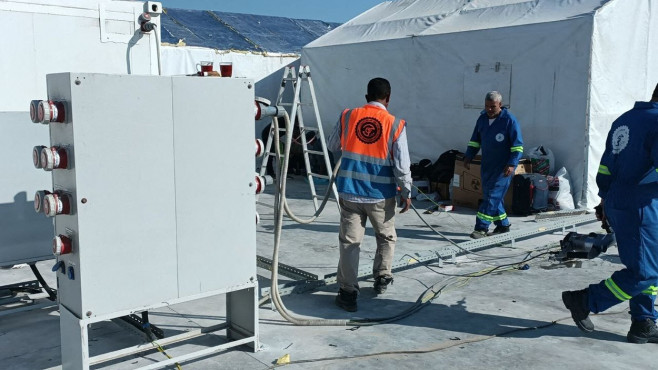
xmin=145 ymin=1 xmax=162 ymax=15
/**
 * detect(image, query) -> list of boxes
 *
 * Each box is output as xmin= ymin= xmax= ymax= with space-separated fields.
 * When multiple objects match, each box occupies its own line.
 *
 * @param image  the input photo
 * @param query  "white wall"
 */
xmin=0 ymin=0 xmax=159 ymax=111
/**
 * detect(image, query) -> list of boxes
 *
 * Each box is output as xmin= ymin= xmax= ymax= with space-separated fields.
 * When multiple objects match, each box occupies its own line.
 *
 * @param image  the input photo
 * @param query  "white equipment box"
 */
xmin=37 ymin=73 xmax=258 ymax=368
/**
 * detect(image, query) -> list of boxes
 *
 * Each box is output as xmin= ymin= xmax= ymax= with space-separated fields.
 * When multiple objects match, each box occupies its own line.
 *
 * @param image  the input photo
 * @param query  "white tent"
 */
xmin=302 ymin=0 xmax=658 ymax=209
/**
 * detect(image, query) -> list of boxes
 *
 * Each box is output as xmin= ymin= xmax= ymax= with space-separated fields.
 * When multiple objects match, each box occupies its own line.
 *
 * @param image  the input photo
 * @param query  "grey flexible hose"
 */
xmin=269 ymin=112 xmax=348 ymax=326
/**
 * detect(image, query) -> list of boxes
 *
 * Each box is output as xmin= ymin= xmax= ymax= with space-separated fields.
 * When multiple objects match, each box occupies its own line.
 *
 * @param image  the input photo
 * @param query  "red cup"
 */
xmin=220 ymin=62 xmax=233 ymax=77
xmin=196 ymin=61 xmax=213 ymax=75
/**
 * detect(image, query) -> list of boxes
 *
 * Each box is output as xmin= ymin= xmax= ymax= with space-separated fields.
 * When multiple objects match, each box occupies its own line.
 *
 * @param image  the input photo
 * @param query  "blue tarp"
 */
xmin=161 ymin=8 xmax=340 ymax=53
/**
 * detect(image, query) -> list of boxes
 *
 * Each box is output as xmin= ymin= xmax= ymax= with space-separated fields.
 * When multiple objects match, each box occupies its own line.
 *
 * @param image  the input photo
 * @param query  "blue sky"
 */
xmin=158 ymin=0 xmax=387 ymax=23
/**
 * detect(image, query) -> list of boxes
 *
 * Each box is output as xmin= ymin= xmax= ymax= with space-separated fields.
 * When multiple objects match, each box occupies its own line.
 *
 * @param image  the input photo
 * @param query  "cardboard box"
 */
xmin=452 ymin=156 xmax=532 ymax=210
xmin=452 ymin=156 xmax=483 ymax=209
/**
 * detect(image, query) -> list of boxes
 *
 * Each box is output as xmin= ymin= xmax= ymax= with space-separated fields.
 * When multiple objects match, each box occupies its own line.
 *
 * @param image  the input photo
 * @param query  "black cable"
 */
xmin=348 ymin=251 xmax=552 ymax=325
xmin=272 ymin=308 xmax=633 ymax=368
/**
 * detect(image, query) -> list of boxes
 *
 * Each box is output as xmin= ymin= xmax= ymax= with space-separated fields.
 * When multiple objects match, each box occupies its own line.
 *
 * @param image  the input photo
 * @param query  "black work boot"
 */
xmin=492 ymin=225 xmax=510 ymax=234
xmin=469 ymin=230 xmax=488 ymax=239
xmin=562 ymin=289 xmax=594 ymax=332
xmin=373 ymin=276 xmax=394 ymax=295
xmin=627 ymin=318 xmax=658 ymax=344
xmin=335 ymin=289 xmax=358 ymax=312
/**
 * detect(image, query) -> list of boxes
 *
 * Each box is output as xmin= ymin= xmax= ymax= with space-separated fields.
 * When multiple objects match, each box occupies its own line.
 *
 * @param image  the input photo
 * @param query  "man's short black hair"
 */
xmin=367 ymin=78 xmax=391 ymax=101
xmin=653 ymin=83 xmax=658 ymax=99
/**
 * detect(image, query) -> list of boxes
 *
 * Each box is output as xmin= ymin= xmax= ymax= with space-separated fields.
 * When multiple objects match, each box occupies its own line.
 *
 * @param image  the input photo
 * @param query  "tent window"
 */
xmin=463 ymin=63 xmax=512 ymax=109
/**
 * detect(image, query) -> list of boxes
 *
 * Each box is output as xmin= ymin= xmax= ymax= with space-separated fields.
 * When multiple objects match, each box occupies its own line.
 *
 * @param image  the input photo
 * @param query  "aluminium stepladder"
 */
xmin=258 ymin=65 xmax=340 ymax=211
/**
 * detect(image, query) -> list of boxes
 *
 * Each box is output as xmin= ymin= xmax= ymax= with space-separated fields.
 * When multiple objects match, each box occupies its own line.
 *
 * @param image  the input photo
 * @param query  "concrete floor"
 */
xmin=1 ymin=176 xmax=654 ymax=369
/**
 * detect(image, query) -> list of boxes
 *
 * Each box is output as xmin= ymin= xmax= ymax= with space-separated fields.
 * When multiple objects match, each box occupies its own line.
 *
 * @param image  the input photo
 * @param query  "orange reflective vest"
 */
xmin=337 ymin=104 xmax=406 ymax=199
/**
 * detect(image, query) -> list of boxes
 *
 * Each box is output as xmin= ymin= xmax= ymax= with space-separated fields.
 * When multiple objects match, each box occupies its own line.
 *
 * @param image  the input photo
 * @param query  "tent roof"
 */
xmin=306 ymin=0 xmax=612 ymax=48
xmin=161 ymin=8 xmax=340 ymax=53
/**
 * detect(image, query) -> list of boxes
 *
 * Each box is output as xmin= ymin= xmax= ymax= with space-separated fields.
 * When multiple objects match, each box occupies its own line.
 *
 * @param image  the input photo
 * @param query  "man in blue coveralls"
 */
xmin=463 ymin=91 xmax=523 ymax=239
xmin=563 ymin=83 xmax=658 ymax=343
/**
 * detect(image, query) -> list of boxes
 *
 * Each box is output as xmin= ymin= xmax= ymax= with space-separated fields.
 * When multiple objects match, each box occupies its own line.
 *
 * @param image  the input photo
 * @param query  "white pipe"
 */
xmin=269 ymin=112 xmax=348 ymax=326
xmin=154 ymin=25 xmax=162 ymax=76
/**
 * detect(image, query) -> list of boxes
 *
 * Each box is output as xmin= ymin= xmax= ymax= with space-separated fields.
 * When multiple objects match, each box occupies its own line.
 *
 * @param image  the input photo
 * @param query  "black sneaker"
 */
xmin=373 ymin=276 xmax=394 ymax=295
xmin=562 ymin=289 xmax=594 ymax=332
xmin=335 ymin=289 xmax=358 ymax=312
xmin=492 ymin=225 xmax=510 ymax=234
xmin=627 ymin=318 xmax=658 ymax=344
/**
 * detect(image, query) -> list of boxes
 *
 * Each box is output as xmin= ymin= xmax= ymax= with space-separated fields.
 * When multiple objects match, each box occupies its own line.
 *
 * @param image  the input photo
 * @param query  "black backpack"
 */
xmin=512 ymin=173 xmax=549 ymax=216
xmin=427 ymin=150 xmax=461 ymax=183
xmin=410 ymin=159 xmax=433 ymax=180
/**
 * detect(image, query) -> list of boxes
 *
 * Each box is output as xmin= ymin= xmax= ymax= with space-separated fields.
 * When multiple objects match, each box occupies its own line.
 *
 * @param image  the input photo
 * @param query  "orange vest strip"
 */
xmin=337 ymin=104 xmax=405 ymax=199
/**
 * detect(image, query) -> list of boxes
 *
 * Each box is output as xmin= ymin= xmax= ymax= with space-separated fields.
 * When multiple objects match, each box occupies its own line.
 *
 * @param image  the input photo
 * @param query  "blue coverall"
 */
xmin=588 ymin=101 xmax=658 ymax=321
xmin=465 ymin=108 xmax=523 ymax=232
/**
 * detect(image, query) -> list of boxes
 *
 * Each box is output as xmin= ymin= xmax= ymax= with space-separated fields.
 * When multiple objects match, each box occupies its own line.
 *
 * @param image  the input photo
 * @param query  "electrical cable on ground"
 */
xmin=271 ymin=306 xmax=632 ymax=368
xmin=151 ymin=341 xmax=183 ymax=370
xmin=269 ymin=312 xmax=623 ymax=368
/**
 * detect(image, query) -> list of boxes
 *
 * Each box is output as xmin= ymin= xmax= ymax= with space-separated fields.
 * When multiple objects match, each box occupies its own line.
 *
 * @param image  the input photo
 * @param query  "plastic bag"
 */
xmin=528 ymin=146 xmax=554 ymax=176
xmin=554 ymin=167 xmax=575 ymax=210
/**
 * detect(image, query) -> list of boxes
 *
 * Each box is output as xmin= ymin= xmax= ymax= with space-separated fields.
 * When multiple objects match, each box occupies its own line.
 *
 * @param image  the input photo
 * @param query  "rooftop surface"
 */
xmin=0 ymin=177 xmax=652 ymax=369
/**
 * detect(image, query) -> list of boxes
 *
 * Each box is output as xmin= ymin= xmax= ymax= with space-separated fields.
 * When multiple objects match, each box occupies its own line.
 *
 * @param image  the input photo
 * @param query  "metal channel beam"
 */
xmin=534 ymin=209 xmax=588 ymax=220
xmin=261 ymin=214 xmax=596 ymax=298
xmin=257 ymin=255 xmax=319 ymax=281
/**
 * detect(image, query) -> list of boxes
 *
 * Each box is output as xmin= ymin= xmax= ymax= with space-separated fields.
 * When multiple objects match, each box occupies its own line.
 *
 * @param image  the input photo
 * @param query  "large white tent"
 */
xmin=302 ymin=0 xmax=658 ymax=209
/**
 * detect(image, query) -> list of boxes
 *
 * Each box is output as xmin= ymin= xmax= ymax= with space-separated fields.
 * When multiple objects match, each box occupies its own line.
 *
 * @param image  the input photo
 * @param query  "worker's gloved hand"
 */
xmin=399 ymin=196 xmax=411 ymax=213
xmin=594 ymin=203 xmax=604 ymax=221
xmin=594 ymin=200 xmax=612 ymax=233
xmin=503 ymin=165 xmax=515 ymax=177
xmin=463 ymin=157 xmax=471 ymax=170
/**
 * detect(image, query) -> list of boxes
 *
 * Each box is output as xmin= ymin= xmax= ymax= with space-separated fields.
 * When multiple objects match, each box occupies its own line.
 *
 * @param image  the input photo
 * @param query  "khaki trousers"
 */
xmin=337 ymin=197 xmax=397 ymax=293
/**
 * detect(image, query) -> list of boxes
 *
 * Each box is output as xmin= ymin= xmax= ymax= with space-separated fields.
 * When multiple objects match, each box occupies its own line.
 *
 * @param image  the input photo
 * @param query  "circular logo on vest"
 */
xmin=355 ymin=117 xmax=383 ymax=144
xmin=611 ymin=125 xmax=630 ymax=154
xmin=495 ymin=133 xmax=505 ymax=142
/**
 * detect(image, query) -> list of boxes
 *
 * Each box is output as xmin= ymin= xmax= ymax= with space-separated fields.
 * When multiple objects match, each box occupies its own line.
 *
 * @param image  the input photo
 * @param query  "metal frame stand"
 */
xmin=60 ymin=282 xmax=259 ymax=369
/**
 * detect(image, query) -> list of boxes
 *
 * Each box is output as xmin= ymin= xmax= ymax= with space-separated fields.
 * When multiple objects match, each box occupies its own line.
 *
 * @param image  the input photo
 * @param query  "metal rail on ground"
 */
xmin=259 ymin=213 xmax=597 ymax=299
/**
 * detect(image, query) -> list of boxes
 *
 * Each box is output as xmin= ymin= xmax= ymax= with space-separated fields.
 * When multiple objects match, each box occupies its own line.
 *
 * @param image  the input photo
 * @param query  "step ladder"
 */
xmin=258 ymin=65 xmax=340 ymax=211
